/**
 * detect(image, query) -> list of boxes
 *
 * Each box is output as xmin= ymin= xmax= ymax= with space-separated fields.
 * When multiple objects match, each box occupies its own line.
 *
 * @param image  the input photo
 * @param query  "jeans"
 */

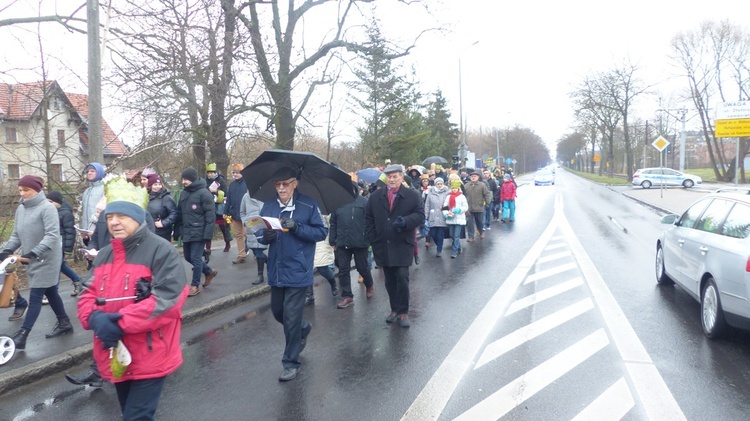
xmin=16 ymin=281 xmax=69 ymax=331
xmin=468 ymin=212 xmax=484 ymax=238
xmin=483 ymin=205 xmax=492 ymax=228
xmin=114 ymin=376 xmax=167 ymax=421
xmin=492 ymin=200 xmax=501 ymax=220
xmin=336 ymin=247 xmax=374 ymax=298
xmin=428 ymin=226 xmax=446 ymax=253
xmin=503 ymin=200 xmax=516 ymax=221
xmin=270 ymin=286 xmax=309 ymax=369
xmin=382 ymin=266 xmax=410 ymax=314
xmin=61 ymin=258 xmax=81 ymax=283
xmin=249 ymin=248 xmax=267 ymax=259
xmin=308 ymin=265 xmax=336 ymax=298
xmin=448 ymin=225 xmax=463 ymax=256
xmin=183 ymin=241 xmax=212 ymax=287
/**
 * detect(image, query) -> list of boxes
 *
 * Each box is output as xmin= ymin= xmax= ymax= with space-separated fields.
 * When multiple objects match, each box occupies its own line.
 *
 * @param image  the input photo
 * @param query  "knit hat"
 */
xmin=146 ymin=173 xmax=162 ymax=188
xmin=271 ymin=166 xmax=298 ymax=181
xmin=435 ymin=177 xmax=444 ymax=185
xmin=181 ymin=167 xmax=199 ymax=182
xmin=103 ymin=175 xmax=147 ymax=225
xmin=18 ymin=175 xmax=44 ymax=192
xmin=142 ymin=167 xmax=157 ymax=177
xmin=450 ymin=180 xmax=462 ymax=189
xmin=47 ymin=190 xmax=64 ymax=205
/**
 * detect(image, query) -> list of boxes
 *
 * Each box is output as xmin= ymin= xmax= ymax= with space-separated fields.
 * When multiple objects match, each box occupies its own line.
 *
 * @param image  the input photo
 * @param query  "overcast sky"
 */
xmin=2 ymin=0 xmax=750 ymax=154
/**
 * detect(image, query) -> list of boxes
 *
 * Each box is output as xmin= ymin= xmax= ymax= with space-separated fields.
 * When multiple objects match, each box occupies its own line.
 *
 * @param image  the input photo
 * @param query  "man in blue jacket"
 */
xmin=258 ymin=166 xmax=327 ymax=382
xmin=225 ymin=163 xmax=248 ymax=264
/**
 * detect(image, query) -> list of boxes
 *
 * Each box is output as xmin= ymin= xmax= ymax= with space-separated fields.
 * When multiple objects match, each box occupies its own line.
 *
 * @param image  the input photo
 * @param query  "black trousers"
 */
xmin=270 ymin=286 xmax=310 ymax=369
xmin=115 ymin=376 xmax=167 ymax=421
xmin=336 ymin=247 xmax=373 ymax=298
xmin=382 ymin=266 xmax=410 ymax=315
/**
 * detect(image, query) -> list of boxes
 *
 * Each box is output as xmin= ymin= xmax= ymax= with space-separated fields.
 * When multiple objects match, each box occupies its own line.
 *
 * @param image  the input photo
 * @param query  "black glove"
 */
xmin=262 ymin=229 xmax=277 ymax=242
xmin=393 ymin=216 xmax=406 ymax=232
xmin=134 ymin=278 xmax=153 ymax=302
xmin=89 ymin=311 xmax=124 ymax=349
xmin=281 ymin=218 xmax=297 ymax=232
xmin=0 ymin=250 xmax=10 ymax=262
xmin=20 ymin=251 xmax=37 ymax=264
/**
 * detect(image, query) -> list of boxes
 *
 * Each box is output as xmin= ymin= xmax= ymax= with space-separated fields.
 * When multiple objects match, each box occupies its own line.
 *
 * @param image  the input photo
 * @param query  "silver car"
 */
xmin=656 ymin=193 xmax=750 ymax=338
xmin=633 ymin=167 xmax=702 ymax=189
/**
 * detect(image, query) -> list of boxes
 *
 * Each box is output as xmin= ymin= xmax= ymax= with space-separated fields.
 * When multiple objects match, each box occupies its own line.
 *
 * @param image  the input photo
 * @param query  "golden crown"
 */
xmin=103 ymin=175 xmax=148 ymax=210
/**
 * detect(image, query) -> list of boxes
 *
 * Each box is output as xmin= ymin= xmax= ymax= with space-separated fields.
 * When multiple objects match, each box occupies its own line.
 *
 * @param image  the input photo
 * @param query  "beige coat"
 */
xmin=313 ymin=215 xmax=335 ymax=267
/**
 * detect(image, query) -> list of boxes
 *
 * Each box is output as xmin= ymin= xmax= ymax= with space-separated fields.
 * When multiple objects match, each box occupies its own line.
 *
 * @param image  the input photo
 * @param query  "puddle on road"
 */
xmin=183 ymin=310 xmax=260 ymax=347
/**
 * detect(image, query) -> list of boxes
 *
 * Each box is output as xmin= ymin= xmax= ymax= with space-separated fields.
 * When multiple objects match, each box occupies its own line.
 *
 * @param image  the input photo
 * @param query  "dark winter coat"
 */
xmin=175 ymin=178 xmax=215 ymax=243
xmin=78 ymin=224 xmax=188 ymax=383
xmin=206 ymin=173 xmax=228 ymax=219
xmin=225 ymin=178 xmax=247 ymax=220
xmin=329 ymin=195 xmax=369 ymax=249
xmin=58 ymin=200 xmax=76 ymax=252
xmin=365 ymin=186 xmax=424 ymax=268
xmin=147 ymin=189 xmax=178 ymax=240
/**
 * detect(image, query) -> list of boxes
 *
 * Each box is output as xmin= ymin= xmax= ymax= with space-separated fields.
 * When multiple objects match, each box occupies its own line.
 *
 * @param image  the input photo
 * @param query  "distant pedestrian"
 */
xmin=206 ymin=163 xmax=232 ymax=255
xmin=46 ymin=190 xmax=83 ymax=296
xmin=240 ymin=192 xmax=268 ymax=285
xmin=424 ymin=177 xmax=450 ymax=257
xmin=365 ymin=164 xmax=425 ymax=328
xmin=463 ymin=170 xmax=491 ymax=241
xmin=257 ymin=166 xmax=327 ymax=382
xmin=146 ymin=174 xmax=178 ymax=243
xmin=307 ymin=215 xmax=338 ymax=305
xmin=175 ymin=167 xmax=217 ymax=297
xmin=226 ymin=163 xmax=248 ymax=264
xmin=501 ymin=173 xmax=517 ymax=222
xmin=444 ymin=179 xmax=469 ymax=258
xmin=482 ymin=169 xmax=498 ymax=228
xmin=1 ymin=175 xmax=71 ymax=350
xmin=80 ymin=162 xmax=106 ymax=240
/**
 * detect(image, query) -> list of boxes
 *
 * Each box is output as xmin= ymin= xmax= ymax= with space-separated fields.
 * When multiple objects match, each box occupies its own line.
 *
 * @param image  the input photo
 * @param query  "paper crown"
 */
xmin=206 ymin=163 xmax=217 ymax=172
xmin=103 ymin=175 xmax=148 ymax=210
xmin=231 ymin=163 xmax=243 ymax=171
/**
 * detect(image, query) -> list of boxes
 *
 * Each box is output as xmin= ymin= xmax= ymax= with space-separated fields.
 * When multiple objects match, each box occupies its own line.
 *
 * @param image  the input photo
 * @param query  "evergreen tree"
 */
xmin=423 ymin=89 xmax=459 ymax=161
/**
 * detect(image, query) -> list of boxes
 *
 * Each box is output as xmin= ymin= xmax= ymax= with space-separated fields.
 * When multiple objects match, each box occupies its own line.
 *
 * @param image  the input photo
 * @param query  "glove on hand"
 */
xmin=89 ymin=311 xmax=124 ymax=349
xmin=0 ymin=250 xmax=10 ymax=262
xmin=281 ymin=218 xmax=297 ymax=232
xmin=393 ymin=216 xmax=406 ymax=232
xmin=20 ymin=251 xmax=37 ymax=264
xmin=262 ymin=229 xmax=277 ymax=243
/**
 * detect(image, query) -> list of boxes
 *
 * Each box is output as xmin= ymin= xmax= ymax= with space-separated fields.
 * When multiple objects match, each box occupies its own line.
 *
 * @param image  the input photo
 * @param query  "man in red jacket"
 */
xmin=77 ymin=176 xmax=188 ymax=420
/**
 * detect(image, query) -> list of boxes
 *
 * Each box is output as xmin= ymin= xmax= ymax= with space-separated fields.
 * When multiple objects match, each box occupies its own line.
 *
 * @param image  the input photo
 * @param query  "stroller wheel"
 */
xmin=0 ymin=334 xmax=16 ymax=365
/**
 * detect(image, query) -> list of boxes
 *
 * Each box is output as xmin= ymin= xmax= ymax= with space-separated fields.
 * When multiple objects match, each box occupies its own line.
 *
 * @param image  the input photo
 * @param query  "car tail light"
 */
xmin=633 ymin=174 xmax=639 ymax=179
xmin=746 ymin=256 xmax=750 ymax=272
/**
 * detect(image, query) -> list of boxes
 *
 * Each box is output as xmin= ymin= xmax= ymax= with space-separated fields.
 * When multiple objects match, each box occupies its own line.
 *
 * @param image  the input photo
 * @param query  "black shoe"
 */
xmin=46 ymin=317 xmax=74 ymax=338
xmin=8 ymin=306 xmax=27 ymax=321
xmin=305 ymin=296 xmax=315 ymax=306
xmin=65 ymin=369 xmax=103 ymax=387
xmin=414 ymin=255 xmax=420 ymax=265
xmin=385 ymin=312 xmax=398 ymax=324
xmin=300 ymin=322 xmax=312 ymax=354
xmin=203 ymin=249 xmax=211 ymax=264
xmin=279 ymin=367 xmax=299 ymax=382
xmin=331 ymin=286 xmax=339 ymax=297
xmin=11 ymin=328 xmax=30 ymax=350
xmin=252 ymin=275 xmax=264 ymax=285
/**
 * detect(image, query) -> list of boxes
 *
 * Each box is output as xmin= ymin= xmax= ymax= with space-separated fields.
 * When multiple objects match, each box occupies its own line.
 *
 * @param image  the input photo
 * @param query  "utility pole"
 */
xmin=678 ymin=109 xmax=687 ymax=171
xmin=643 ymin=121 xmax=648 ymax=169
xmin=87 ymin=0 xmax=104 ymax=164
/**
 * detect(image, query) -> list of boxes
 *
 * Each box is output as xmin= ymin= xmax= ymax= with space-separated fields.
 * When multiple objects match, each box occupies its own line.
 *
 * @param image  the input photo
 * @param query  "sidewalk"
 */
xmin=0 ymin=244 xmax=270 ymax=395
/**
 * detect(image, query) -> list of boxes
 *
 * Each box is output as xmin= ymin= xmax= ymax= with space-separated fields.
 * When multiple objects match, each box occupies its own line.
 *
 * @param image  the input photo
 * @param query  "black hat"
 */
xmin=181 ymin=167 xmax=199 ymax=182
xmin=47 ymin=190 xmax=63 ymax=205
xmin=271 ymin=166 xmax=298 ymax=181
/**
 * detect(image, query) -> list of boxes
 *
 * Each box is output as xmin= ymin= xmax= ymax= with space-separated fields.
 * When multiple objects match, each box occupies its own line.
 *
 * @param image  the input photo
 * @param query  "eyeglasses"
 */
xmin=274 ymin=179 xmax=296 ymax=188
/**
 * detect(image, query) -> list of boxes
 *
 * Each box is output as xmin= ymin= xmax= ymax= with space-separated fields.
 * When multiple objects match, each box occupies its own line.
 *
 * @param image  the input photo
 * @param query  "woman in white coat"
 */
xmin=443 ymin=179 xmax=469 ymax=258
xmin=307 ymin=214 xmax=337 ymax=305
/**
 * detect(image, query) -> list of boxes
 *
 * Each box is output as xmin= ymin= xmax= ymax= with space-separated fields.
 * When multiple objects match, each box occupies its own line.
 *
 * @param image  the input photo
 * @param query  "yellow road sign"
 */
xmin=593 ymin=154 xmax=601 ymax=162
xmin=715 ymin=119 xmax=750 ymax=138
xmin=652 ymin=136 xmax=669 ymax=152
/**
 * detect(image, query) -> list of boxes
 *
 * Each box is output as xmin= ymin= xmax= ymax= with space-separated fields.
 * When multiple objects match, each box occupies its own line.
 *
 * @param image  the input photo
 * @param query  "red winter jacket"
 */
xmin=78 ymin=224 xmax=188 ymax=382
xmin=500 ymin=181 xmax=517 ymax=201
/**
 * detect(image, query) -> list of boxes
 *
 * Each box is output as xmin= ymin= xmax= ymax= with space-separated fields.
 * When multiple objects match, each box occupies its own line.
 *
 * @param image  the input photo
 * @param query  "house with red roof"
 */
xmin=0 ymin=80 xmax=127 ymax=186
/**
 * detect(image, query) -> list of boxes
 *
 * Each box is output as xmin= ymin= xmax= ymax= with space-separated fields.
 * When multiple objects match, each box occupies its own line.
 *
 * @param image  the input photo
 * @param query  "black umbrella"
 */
xmin=422 ymin=156 xmax=449 ymax=166
xmin=241 ymin=150 xmax=357 ymax=214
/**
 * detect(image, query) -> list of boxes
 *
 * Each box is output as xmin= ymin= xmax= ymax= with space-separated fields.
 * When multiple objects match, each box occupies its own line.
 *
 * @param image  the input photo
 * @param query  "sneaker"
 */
xmin=188 ymin=286 xmax=200 ymax=296
xmin=366 ymin=285 xmax=375 ymax=299
xmin=398 ymin=314 xmax=411 ymax=328
xmin=467 ymin=238 xmax=474 ymax=242
xmin=71 ymin=283 xmax=83 ymax=297
xmin=385 ymin=312 xmax=398 ymax=323
xmin=336 ymin=297 xmax=354 ymax=309
xmin=331 ymin=286 xmax=339 ymax=297
xmin=305 ymin=296 xmax=315 ymax=306
xmin=436 ymin=252 xmax=441 ymax=257
xmin=278 ymin=367 xmax=299 ymax=382
xmin=42 ymin=296 xmax=49 ymax=305
xmin=203 ymin=270 xmax=218 ymax=287
xmin=8 ymin=306 xmax=27 ymax=321
xmin=450 ymin=254 xmax=457 ymax=258
xmin=232 ymin=256 xmax=246 ymax=264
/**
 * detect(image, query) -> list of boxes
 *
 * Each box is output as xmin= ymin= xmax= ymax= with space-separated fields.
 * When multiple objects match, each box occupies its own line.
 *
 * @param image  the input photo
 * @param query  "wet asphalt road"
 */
xmin=3 ymin=170 xmax=750 ymax=420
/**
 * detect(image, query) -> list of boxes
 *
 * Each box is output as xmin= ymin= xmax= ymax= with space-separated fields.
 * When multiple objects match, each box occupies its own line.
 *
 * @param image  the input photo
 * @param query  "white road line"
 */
xmin=400 ymin=208 xmax=560 ymax=421
xmin=524 ymin=262 xmax=578 ymax=284
xmin=559 ymin=212 xmax=686 ymax=420
xmin=572 ymin=377 xmax=634 ymax=421
xmin=475 ymin=298 xmax=594 ymax=369
xmin=506 ymin=277 xmax=584 ymax=315
xmin=544 ymin=242 xmax=568 ymax=251
xmin=537 ymin=250 xmax=572 ymax=264
xmin=454 ymin=329 xmax=610 ymax=421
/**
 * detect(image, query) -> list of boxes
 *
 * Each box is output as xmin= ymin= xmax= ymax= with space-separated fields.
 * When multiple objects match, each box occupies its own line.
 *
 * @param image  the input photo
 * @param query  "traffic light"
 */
xmin=452 ymin=155 xmax=460 ymax=170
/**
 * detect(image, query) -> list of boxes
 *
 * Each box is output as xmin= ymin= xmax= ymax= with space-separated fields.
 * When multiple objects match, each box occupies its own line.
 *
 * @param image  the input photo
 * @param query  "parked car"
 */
xmin=632 ymin=167 xmax=702 ymax=189
xmin=656 ymin=192 xmax=750 ymax=338
xmin=534 ymin=169 xmax=555 ymax=186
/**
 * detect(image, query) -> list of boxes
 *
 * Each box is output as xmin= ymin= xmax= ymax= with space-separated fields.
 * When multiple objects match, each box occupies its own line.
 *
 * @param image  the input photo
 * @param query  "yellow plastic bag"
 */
xmin=110 ymin=340 xmax=132 ymax=379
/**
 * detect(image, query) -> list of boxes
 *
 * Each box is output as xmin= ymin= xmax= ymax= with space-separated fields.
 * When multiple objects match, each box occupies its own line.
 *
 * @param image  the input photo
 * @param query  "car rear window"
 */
xmin=678 ymin=198 xmax=711 ymax=229
xmin=721 ymin=203 xmax=750 ymax=239
xmin=695 ymin=199 xmax=733 ymax=234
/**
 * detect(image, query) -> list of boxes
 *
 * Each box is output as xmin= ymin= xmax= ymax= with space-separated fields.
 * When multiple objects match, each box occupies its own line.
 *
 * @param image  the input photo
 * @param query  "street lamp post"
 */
xmin=457 ymin=41 xmax=479 ymax=168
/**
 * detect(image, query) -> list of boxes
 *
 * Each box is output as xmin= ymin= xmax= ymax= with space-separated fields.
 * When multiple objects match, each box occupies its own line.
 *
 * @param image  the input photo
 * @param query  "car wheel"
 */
xmin=641 ymin=180 xmax=652 ymax=189
xmin=655 ymin=245 xmax=673 ymax=285
xmin=683 ymin=179 xmax=694 ymax=188
xmin=701 ymin=278 xmax=727 ymax=339
xmin=0 ymin=334 xmax=16 ymax=366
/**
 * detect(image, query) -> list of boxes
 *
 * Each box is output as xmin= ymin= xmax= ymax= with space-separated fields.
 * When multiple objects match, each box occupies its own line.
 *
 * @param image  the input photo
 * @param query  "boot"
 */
xmin=252 ymin=258 xmax=265 ymax=285
xmin=46 ymin=317 xmax=74 ymax=338
xmin=11 ymin=328 xmax=30 ymax=350
xmin=65 ymin=368 xmax=103 ymax=388
xmin=203 ymin=249 xmax=211 ymax=264
xmin=305 ymin=287 xmax=315 ymax=305
xmin=224 ymin=241 xmax=231 ymax=252
xmin=71 ymin=282 xmax=83 ymax=297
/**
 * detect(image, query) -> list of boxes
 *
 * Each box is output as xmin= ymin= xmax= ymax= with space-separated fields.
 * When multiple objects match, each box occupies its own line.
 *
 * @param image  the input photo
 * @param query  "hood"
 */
xmin=185 ymin=178 xmax=207 ymax=191
xmin=85 ymin=162 xmax=106 ymax=182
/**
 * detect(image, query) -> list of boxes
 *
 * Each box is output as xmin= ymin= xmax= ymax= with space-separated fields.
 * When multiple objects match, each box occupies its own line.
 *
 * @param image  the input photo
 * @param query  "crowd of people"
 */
xmin=1 ymin=158 xmax=518 ymax=418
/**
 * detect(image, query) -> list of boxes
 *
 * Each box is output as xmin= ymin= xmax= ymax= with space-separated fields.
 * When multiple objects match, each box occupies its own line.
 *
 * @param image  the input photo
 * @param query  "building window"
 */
xmin=8 ymin=164 xmax=20 ymax=180
xmin=51 ymin=164 xmax=63 ymax=182
xmin=5 ymin=127 xmax=17 ymax=143
xmin=57 ymin=130 xmax=65 ymax=147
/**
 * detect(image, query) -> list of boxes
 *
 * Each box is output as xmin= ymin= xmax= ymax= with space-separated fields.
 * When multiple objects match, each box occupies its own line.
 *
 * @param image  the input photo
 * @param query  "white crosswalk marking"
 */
xmin=572 ymin=378 xmax=634 ymax=421
xmin=505 ymin=277 xmax=584 ymax=315
xmin=475 ymin=298 xmax=594 ymax=369
xmin=455 ymin=330 xmax=610 ymax=421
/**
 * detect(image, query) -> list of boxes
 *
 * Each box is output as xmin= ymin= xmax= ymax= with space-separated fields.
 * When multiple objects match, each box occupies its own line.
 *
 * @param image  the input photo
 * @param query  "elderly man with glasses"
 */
xmin=257 ymin=166 xmax=327 ymax=382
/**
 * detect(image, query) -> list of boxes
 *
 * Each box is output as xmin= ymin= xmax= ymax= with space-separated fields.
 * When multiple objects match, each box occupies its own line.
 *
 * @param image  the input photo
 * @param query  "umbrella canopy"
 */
xmin=355 ymin=168 xmax=383 ymax=184
xmin=241 ymin=150 xmax=357 ymax=214
xmin=422 ymin=156 xmax=449 ymax=166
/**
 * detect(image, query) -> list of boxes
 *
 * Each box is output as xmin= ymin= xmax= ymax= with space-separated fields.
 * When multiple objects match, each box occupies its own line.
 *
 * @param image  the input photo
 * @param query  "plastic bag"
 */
xmin=110 ymin=340 xmax=132 ymax=379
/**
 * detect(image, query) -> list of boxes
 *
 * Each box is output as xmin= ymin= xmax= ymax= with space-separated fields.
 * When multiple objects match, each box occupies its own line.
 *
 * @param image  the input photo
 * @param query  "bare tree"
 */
xmin=0 ymin=2 xmax=87 ymax=33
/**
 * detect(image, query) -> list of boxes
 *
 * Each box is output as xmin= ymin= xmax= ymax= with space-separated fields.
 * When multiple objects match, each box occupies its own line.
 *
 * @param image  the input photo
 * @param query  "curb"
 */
xmin=0 ymin=285 xmax=270 ymax=396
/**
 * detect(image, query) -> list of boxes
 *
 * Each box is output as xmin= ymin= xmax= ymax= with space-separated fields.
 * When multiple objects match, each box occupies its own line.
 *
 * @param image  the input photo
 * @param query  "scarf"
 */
xmin=387 ymin=186 xmax=399 ymax=210
xmin=448 ymin=190 xmax=462 ymax=210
